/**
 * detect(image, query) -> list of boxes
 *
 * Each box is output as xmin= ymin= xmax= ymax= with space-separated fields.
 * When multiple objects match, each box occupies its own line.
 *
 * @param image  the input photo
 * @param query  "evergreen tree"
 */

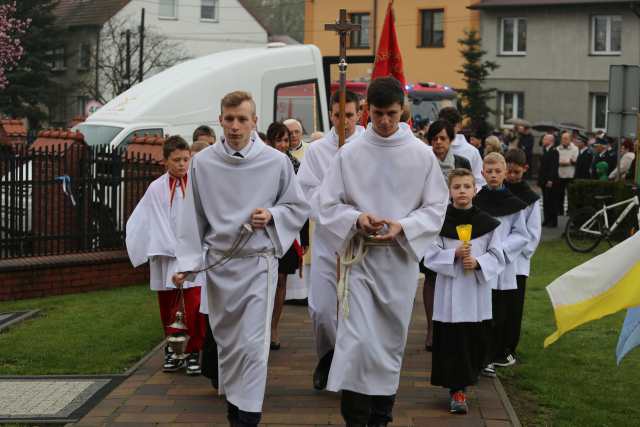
xmin=0 ymin=0 xmax=64 ymax=128
xmin=457 ymin=29 xmax=499 ymax=139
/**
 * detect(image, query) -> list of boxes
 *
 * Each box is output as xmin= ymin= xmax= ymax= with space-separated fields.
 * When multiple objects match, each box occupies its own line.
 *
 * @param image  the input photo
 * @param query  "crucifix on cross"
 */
xmin=325 ymin=9 xmax=360 ymax=148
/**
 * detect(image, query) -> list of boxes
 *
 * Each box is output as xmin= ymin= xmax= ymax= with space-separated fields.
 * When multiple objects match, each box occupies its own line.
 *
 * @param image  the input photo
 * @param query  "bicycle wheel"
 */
xmin=565 ymin=207 xmax=604 ymax=253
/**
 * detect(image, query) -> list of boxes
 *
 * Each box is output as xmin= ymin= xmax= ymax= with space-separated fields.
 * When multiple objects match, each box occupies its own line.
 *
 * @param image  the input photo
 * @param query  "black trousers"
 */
xmin=542 ymin=185 xmax=558 ymax=226
xmin=227 ymin=401 xmax=261 ymax=426
xmin=341 ymin=390 xmax=395 ymax=425
xmin=490 ymin=289 xmax=517 ymax=361
xmin=556 ymin=178 xmax=572 ymax=215
xmin=505 ymin=275 xmax=527 ymax=355
xmin=201 ymin=314 xmax=218 ymax=384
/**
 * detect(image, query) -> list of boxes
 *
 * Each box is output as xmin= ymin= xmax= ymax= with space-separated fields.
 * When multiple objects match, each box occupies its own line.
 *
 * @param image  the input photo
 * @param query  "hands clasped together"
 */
xmin=356 ymin=213 xmax=403 ymax=241
xmin=455 ymin=243 xmax=478 ymax=271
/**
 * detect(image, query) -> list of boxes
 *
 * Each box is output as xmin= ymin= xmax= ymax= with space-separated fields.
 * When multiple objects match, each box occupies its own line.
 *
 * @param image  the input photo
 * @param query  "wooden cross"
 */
xmin=325 ymin=9 xmax=360 ymax=147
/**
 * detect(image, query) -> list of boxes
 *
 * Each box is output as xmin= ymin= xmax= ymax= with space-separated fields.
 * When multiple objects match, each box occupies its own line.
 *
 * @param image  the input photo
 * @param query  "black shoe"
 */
xmin=163 ymin=355 xmax=185 ymax=372
xmin=270 ymin=340 xmax=281 ymax=350
xmin=313 ymin=350 xmax=334 ymax=390
xmin=186 ymin=352 xmax=202 ymax=376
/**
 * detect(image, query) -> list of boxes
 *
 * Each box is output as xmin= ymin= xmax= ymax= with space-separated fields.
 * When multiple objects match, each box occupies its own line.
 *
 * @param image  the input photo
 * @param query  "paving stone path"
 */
xmin=75 ymin=283 xmax=520 ymax=426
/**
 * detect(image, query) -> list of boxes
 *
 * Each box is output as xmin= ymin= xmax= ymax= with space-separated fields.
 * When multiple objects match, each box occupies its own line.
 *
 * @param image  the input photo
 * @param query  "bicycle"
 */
xmin=565 ymin=193 xmax=640 ymax=253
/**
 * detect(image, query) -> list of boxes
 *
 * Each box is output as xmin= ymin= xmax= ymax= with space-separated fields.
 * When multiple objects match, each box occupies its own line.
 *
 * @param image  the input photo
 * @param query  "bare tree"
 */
xmin=243 ymin=0 xmax=305 ymax=42
xmin=79 ymin=17 xmax=191 ymax=103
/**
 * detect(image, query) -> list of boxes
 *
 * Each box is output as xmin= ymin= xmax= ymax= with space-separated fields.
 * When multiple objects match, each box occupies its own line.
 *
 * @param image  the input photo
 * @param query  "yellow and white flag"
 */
xmin=544 ymin=232 xmax=640 ymax=347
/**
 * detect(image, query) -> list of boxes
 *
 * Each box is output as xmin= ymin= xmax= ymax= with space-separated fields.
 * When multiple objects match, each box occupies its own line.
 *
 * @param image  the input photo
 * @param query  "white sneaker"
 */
xmin=494 ymin=354 xmax=517 ymax=367
xmin=481 ymin=364 xmax=496 ymax=377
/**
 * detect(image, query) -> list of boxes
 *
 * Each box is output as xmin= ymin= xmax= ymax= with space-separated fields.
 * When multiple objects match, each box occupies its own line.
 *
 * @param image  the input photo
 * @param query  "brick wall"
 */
xmin=0 ymin=251 xmax=149 ymax=301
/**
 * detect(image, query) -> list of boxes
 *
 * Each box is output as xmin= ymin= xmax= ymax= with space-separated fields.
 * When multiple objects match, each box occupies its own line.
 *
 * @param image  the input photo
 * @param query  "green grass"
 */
xmin=501 ymin=239 xmax=640 ymax=427
xmin=0 ymin=285 xmax=163 ymax=375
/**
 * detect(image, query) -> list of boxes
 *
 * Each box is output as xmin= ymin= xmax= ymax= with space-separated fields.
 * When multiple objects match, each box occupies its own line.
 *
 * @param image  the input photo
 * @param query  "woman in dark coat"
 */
xmin=265 ymin=122 xmax=309 ymax=350
xmin=421 ymin=119 xmax=471 ymax=350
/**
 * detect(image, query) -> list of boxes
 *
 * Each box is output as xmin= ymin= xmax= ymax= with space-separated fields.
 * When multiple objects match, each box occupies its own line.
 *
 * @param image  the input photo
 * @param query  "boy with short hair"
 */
xmin=174 ymin=91 xmax=309 ymax=427
xmin=297 ymin=89 xmax=364 ymax=390
xmin=438 ymin=106 xmax=485 ymax=189
xmin=473 ymin=152 xmax=528 ymax=374
xmin=424 ymin=168 xmax=504 ymax=414
xmin=317 ymin=76 xmax=448 ymax=426
xmin=126 ymin=135 xmax=206 ymax=375
xmin=193 ymin=124 xmax=216 ymax=145
xmin=504 ymin=148 xmax=541 ymax=359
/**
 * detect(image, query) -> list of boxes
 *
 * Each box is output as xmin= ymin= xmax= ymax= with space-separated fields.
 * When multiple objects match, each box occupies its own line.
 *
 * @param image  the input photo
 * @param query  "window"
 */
xmin=49 ymin=47 xmax=66 ymax=71
xmin=78 ymin=43 xmax=91 ymax=70
xmin=76 ymin=96 xmax=89 ymax=117
xmin=201 ymin=0 xmax=217 ymax=21
xmin=592 ymin=15 xmax=622 ymax=55
xmin=349 ymin=13 xmax=370 ymax=49
xmin=499 ymin=92 xmax=524 ymax=127
xmin=500 ymin=17 xmax=526 ymax=55
xmin=274 ymin=80 xmax=323 ymax=135
xmin=159 ymin=0 xmax=177 ymax=19
xmin=420 ymin=9 xmax=444 ymax=48
xmin=592 ymin=94 xmax=608 ymax=131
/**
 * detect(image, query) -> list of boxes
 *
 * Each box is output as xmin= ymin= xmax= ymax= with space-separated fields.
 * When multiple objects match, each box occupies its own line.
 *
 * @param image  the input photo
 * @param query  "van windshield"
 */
xmin=75 ymin=124 xmax=124 ymax=147
xmin=411 ymin=99 xmax=455 ymax=124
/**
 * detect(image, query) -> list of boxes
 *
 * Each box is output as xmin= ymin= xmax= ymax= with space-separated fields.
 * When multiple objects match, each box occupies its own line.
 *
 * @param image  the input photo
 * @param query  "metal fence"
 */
xmin=0 ymin=143 xmax=163 ymax=259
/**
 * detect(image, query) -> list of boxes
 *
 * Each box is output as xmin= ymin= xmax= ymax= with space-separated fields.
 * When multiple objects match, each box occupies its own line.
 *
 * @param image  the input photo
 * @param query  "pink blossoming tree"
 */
xmin=0 ymin=2 xmax=30 ymax=89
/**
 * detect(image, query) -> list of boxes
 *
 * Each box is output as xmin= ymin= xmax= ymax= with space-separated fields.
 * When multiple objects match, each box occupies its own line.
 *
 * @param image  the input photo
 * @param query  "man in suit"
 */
xmin=591 ymin=138 xmax=617 ymax=179
xmin=574 ymin=135 xmax=593 ymax=179
xmin=538 ymin=133 xmax=560 ymax=227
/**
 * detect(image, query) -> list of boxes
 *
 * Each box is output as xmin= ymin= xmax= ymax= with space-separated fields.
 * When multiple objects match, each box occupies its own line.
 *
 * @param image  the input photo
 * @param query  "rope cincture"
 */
xmin=338 ymin=234 xmax=396 ymax=318
xmin=338 ymin=235 xmax=367 ymax=319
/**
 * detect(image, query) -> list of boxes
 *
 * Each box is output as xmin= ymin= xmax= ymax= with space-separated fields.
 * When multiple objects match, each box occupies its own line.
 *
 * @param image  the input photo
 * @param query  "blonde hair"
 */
xmin=483 ymin=151 xmax=507 ymax=168
xmin=447 ymin=168 xmax=475 ymax=186
xmin=190 ymin=140 xmax=209 ymax=153
xmin=309 ymin=131 xmax=324 ymax=142
xmin=220 ymin=91 xmax=256 ymax=115
xmin=484 ymin=135 xmax=502 ymax=155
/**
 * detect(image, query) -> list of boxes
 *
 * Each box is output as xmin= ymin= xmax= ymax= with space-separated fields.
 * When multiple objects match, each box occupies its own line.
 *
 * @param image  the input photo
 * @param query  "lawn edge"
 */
xmin=494 ymin=376 xmax=522 ymax=427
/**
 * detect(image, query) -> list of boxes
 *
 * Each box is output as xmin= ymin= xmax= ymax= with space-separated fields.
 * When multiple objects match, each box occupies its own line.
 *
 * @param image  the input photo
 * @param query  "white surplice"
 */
xmin=424 ymin=232 xmax=505 ymax=323
xmin=175 ymin=135 xmax=309 ymax=413
xmin=515 ymin=200 xmax=542 ymax=277
xmin=125 ymin=173 xmax=203 ymax=291
xmin=297 ymin=125 xmax=365 ymax=358
xmin=451 ymin=134 xmax=486 ymax=189
xmin=492 ymin=211 xmax=529 ymax=290
xmin=316 ymin=123 xmax=449 ymax=396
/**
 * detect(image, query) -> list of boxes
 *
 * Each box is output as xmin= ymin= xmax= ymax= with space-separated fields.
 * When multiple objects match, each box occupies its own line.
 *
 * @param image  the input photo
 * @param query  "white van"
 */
xmin=74 ymin=44 xmax=330 ymax=147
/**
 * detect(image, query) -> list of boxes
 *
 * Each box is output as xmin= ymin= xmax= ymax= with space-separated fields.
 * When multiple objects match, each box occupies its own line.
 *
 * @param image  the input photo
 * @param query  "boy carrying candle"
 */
xmin=424 ymin=168 xmax=504 ymax=414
